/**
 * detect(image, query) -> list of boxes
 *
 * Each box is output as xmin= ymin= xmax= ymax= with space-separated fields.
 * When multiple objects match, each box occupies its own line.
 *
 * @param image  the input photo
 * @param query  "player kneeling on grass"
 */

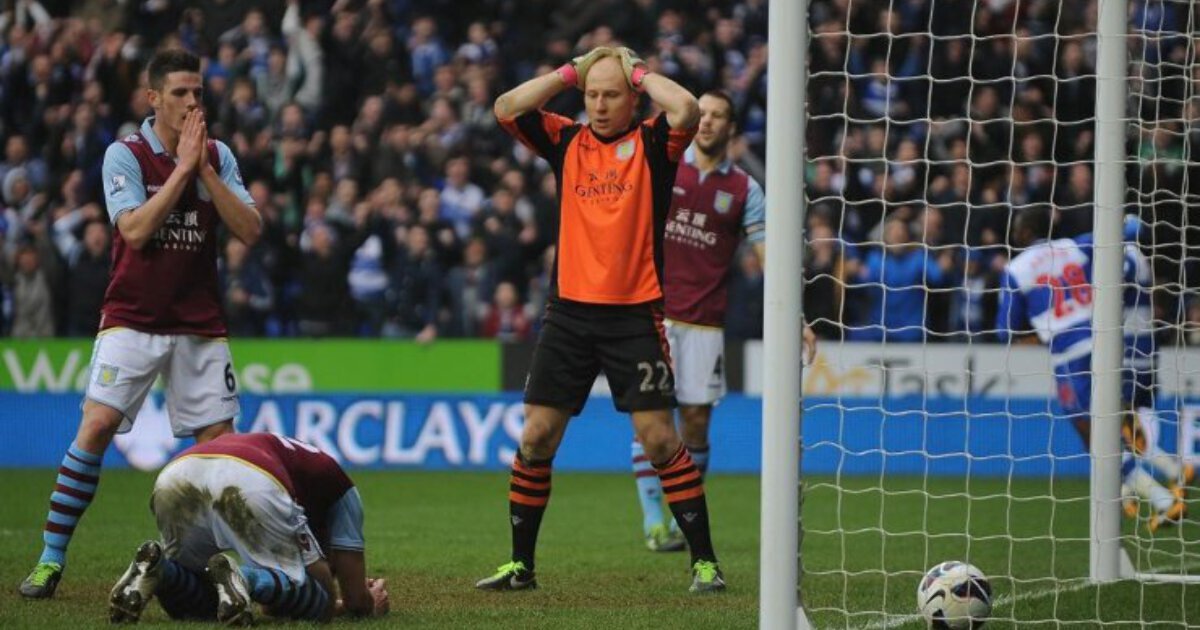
xmin=108 ymin=433 xmax=388 ymax=624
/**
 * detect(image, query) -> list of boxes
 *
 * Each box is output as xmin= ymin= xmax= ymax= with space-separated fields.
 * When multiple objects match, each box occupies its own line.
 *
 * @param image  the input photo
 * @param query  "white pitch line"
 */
xmin=853 ymin=578 xmax=1091 ymax=630
xmin=853 ymin=557 xmax=1200 ymax=630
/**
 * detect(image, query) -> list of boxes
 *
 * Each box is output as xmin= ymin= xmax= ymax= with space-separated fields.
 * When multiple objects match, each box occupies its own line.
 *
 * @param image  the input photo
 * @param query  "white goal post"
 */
xmin=763 ymin=0 xmax=1200 ymax=627
xmin=761 ymin=0 xmax=810 ymax=627
xmin=1089 ymin=0 xmax=1129 ymax=585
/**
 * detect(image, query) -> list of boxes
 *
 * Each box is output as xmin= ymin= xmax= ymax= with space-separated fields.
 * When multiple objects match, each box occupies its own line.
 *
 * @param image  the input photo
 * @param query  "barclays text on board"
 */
xmin=6 ymin=392 xmax=1200 ymax=476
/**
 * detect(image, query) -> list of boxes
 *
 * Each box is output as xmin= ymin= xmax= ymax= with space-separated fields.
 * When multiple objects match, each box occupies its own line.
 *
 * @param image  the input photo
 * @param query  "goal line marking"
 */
xmin=851 ymin=558 xmax=1200 ymax=630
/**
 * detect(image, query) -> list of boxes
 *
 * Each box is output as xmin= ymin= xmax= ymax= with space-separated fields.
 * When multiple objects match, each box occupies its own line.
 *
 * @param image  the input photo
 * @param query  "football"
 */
xmin=916 ymin=561 xmax=993 ymax=629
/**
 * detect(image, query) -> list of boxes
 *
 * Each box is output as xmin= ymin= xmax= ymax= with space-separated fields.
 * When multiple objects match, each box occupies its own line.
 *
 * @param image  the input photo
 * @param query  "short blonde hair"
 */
xmin=578 ymin=47 xmax=623 ymax=89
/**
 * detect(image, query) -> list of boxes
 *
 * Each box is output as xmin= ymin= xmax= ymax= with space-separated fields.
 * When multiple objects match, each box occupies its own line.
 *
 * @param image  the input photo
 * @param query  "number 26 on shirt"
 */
xmin=1036 ymin=262 xmax=1093 ymax=318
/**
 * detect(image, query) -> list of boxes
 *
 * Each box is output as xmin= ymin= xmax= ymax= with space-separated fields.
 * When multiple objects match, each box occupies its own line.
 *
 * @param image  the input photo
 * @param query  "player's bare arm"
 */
xmin=493 ymin=72 xmax=567 ymax=121
xmin=114 ymin=110 xmax=205 ymax=249
xmin=328 ymin=549 xmax=389 ymax=617
xmin=196 ymin=123 xmax=263 ymax=246
xmin=640 ymin=74 xmax=699 ymax=129
xmin=617 ymin=47 xmax=699 ymax=129
xmin=494 ymin=47 xmax=613 ymax=120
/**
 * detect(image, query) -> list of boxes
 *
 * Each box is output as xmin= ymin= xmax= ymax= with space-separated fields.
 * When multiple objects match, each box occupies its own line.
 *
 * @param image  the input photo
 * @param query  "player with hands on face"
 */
xmin=21 ymin=48 xmax=260 ymax=600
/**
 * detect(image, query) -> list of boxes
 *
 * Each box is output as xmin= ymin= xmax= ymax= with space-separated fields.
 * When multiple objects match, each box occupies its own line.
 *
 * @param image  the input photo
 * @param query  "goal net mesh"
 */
xmin=798 ymin=0 xmax=1200 ymax=626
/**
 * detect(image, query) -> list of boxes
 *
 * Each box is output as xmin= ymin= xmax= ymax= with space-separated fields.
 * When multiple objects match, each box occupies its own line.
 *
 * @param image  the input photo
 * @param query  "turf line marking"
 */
xmin=852 ymin=558 xmax=1200 ymax=630
xmin=853 ymin=579 xmax=1090 ymax=630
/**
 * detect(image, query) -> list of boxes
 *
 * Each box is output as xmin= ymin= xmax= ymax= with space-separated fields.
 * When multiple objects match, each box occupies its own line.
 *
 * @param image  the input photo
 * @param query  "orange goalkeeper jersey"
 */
xmin=500 ymin=110 xmax=695 ymax=304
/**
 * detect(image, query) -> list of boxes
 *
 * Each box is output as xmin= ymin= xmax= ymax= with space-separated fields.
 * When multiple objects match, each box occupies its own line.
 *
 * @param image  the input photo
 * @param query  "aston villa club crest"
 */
xmin=96 ymin=364 xmax=120 ymax=386
xmin=713 ymin=190 xmax=733 ymax=214
xmin=616 ymin=139 xmax=635 ymax=161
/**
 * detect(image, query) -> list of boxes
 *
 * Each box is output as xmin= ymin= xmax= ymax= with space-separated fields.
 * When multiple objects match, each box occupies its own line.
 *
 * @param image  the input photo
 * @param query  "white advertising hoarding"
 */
xmin=744 ymin=341 xmax=1200 ymax=399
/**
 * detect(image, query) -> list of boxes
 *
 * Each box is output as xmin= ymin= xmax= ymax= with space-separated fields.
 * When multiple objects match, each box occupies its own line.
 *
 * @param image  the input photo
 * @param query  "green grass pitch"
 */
xmin=0 ymin=470 xmax=1197 ymax=628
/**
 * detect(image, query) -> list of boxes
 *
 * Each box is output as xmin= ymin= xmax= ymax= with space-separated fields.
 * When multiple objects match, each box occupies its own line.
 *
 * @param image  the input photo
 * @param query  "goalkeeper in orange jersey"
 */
xmin=477 ymin=45 xmax=726 ymax=593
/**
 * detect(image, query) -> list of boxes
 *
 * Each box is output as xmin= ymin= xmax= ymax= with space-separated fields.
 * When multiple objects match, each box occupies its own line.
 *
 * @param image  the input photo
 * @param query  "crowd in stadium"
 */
xmin=0 ymin=0 xmax=1196 ymax=342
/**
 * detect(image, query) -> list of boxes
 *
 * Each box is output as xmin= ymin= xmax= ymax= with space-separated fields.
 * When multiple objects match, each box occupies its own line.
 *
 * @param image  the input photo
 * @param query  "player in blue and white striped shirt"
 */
xmin=997 ymin=205 xmax=1187 ymax=531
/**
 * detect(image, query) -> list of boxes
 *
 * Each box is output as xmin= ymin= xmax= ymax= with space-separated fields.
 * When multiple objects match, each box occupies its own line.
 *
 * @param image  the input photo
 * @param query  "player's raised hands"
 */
xmin=193 ymin=107 xmax=214 ymax=171
xmin=566 ymin=46 xmax=615 ymax=89
xmin=617 ymin=47 xmax=645 ymax=79
xmin=197 ymin=109 xmax=212 ymax=174
xmin=176 ymin=109 xmax=206 ymax=174
xmin=617 ymin=46 xmax=649 ymax=91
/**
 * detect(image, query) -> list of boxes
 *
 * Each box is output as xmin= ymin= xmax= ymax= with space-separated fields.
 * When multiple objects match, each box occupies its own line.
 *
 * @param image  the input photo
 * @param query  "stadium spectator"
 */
xmin=217 ymin=8 xmax=271 ymax=80
xmin=456 ymin=21 xmax=499 ymax=66
xmin=1054 ymin=163 xmax=1095 ymax=238
xmin=852 ymin=215 xmax=953 ymax=342
xmin=9 ymin=242 xmax=54 ymax=337
xmin=220 ymin=238 xmax=274 ymax=337
xmin=385 ymin=223 xmax=442 ymax=342
xmin=804 ymin=218 xmax=847 ymax=341
xmin=279 ymin=0 xmax=323 ymax=115
xmin=255 ymin=45 xmax=292 ymax=123
xmin=0 ymin=134 xmax=49 ymax=193
xmin=407 ymin=16 xmax=449 ymax=97
xmin=0 ymin=0 xmax=1190 ymax=345
xmin=725 ymin=245 xmax=764 ymax=340
xmin=479 ymin=280 xmax=532 ymax=342
xmin=323 ymin=125 xmax=365 ymax=187
xmin=414 ymin=185 xmax=462 ymax=269
xmin=472 ymin=186 xmax=530 ymax=286
xmin=527 ymin=170 xmax=561 ymax=254
xmin=445 ymin=236 xmax=498 ymax=338
xmin=47 ymin=172 xmax=93 ymax=256
xmin=61 ymin=103 xmax=113 ymax=191
xmin=346 ymin=208 xmax=395 ymax=337
xmin=439 ymin=154 xmax=484 ymax=238
xmin=320 ymin=10 xmax=365 ymax=128
xmin=296 ymin=222 xmax=354 ymax=337
xmin=1184 ymin=298 xmax=1200 ymax=347
xmin=63 ymin=219 xmax=109 ymax=337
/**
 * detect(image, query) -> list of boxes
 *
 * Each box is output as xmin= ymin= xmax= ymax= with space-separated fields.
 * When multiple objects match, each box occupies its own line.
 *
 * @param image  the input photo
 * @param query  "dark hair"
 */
xmin=146 ymin=49 xmax=201 ymax=90
xmin=1015 ymin=204 xmax=1053 ymax=244
xmin=700 ymin=89 xmax=737 ymax=120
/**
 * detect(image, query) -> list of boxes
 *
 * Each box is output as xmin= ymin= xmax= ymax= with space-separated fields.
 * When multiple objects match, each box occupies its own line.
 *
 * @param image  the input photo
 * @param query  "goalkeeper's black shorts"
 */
xmin=523 ymin=297 xmax=678 ymax=416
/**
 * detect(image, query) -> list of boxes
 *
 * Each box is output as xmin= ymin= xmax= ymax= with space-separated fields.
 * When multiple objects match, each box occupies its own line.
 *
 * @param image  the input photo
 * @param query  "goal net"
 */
xmin=795 ymin=0 xmax=1200 ymax=626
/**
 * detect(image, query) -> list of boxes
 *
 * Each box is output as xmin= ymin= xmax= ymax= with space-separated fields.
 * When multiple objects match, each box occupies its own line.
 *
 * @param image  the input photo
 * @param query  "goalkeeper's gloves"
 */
xmin=617 ymin=46 xmax=649 ymax=92
xmin=557 ymin=46 xmax=615 ymax=89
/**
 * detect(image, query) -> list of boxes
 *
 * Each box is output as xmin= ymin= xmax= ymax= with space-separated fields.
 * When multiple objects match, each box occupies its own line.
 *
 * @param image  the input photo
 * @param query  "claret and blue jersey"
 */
xmin=100 ymin=117 xmax=255 ymax=336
